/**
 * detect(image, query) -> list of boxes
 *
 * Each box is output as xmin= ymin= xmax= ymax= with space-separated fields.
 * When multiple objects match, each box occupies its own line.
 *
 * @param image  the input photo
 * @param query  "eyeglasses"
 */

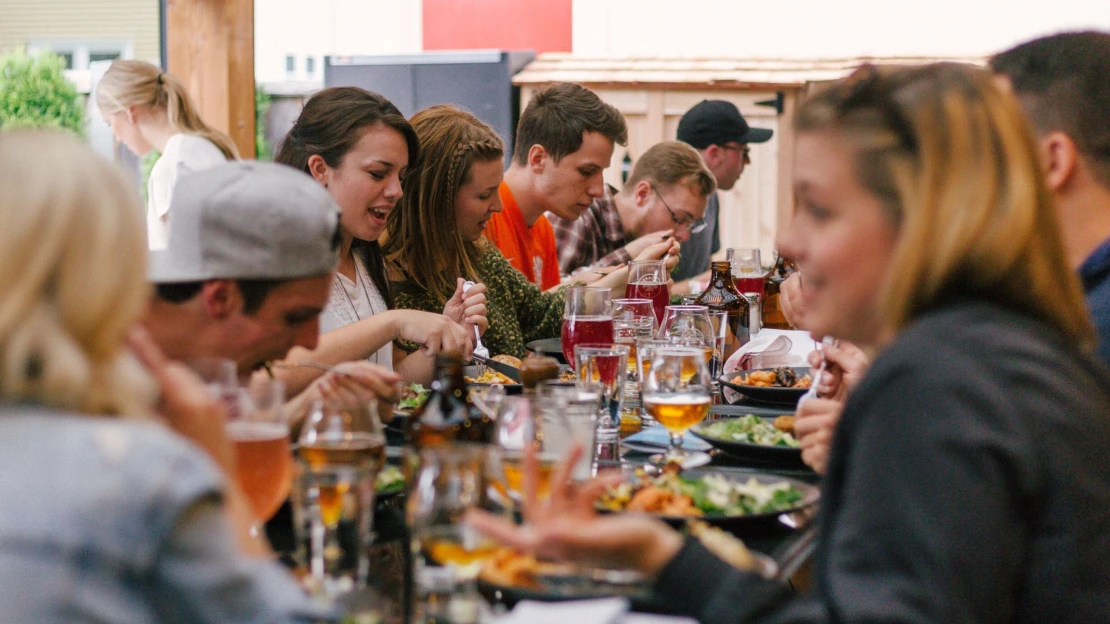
xmin=651 ymin=185 xmax=707 ymax=234
xmin=723 ymin=144 xmax=751 ymax=164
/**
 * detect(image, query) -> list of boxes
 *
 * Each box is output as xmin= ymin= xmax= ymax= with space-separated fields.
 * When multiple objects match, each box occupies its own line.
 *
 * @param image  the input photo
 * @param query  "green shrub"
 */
xmin=255 ymin=85 xmax=272 ymax=160
xmin=0 ymin=49 xmax=84 ymax=136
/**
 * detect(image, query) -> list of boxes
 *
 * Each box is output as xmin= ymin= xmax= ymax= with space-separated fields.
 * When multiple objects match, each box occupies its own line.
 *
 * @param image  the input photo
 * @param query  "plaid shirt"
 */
xmin=549 ymin=185 xmax=632 ymax=277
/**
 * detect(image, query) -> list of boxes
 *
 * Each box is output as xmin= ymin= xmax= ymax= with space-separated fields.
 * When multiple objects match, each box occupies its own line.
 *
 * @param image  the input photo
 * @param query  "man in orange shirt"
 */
xmin=486 ymin=82 xmax=628 ymax=290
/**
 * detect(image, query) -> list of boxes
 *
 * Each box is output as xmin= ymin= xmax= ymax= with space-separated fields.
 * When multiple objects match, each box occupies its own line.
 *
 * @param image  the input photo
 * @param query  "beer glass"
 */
xmin=625 ymin=259 xmax=670 ymax=326
xmin=296 ymin=399 xmax=386 ymax=595
xmin=611 ymin=298 xmax=654 ymax=374
xmin=658 ymin=305 xmax=715 ymax=351
xmin=634 ymin=339 xmax=673 ymax=427
xmin=226 ymin=377 xmax=292 ymax=529
xmin=574 ymin=343 xmax=630 ymax=443
xmin=641 ymin=346 xmax=713 ymax=461
xmin=496 ymin=396 xmax=583 ymax=502
xmin=562 ymin=287 xmax=613 ymax=367
xmin=535 ymin=382 xmax=599 ymax=480
xmin=727 ymin=247 xmax=764 ymax=297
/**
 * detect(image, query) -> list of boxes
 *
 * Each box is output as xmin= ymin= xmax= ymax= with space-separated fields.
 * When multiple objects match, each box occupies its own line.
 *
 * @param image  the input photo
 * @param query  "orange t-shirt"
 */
xmin=485 ymin=182 xmax=562 ymax=290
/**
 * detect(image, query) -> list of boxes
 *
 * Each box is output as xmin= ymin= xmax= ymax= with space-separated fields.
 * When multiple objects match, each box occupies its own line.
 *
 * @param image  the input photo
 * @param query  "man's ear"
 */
xmin=701 ymin=144 xmax=723 ymax=169
xmin=633 ymin=180 xmax=653 ymax=208
xmin=200 ymin=280 xmax=243 ymax=320
xmin=1040 ymin=131 xmax=1079 ymax=193
xmin=307 ymin=154 xmax=331 ymax=186
xmin=527 ymin=144 xmax=548 ymax=173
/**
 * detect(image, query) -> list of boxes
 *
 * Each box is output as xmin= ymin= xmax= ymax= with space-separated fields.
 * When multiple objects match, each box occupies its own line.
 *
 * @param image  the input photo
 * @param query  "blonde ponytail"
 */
xmin=96 ymin=60 xmax=239 ymax=160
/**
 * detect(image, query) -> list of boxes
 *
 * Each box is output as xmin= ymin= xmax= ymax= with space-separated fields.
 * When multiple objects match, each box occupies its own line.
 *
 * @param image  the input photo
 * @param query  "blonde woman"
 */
xmin=468 ymin=63 xmax=1110 ymax=621
xmin=97 ymin=60 xmax=237 ymax=250
xmin=0 ymin=130 xmax=326 ymax=621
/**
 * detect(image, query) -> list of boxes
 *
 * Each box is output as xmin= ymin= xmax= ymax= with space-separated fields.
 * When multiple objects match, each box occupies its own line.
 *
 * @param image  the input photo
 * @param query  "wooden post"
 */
xmin=165 ymin=0 xmax=255 ymax=158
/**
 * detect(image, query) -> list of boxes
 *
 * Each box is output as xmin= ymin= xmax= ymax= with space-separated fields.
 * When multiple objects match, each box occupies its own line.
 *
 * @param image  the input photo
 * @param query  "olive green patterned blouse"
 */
xmin=391 ymin=246 xmax=565 ymax=360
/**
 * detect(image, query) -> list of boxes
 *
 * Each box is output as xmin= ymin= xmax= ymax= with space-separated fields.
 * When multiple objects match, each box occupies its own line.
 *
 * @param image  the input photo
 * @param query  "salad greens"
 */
xmin=397 ymin=383 xmax=429 ymax=410
xmin=674 ymin=473 xmax=804 ymax=516
xmin=701 ymin=414 xmax=799 ymax=448
xmin=375 ymin=466 xmax=405 ymax=494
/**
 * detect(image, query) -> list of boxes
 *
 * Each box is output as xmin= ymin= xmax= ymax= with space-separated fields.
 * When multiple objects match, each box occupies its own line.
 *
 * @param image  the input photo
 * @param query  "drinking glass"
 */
xmin=611 ymin=298 xmax=655 ymax=375
xmin=625 ymin=260 xmax=670 ymax=327
xmin=296 ymin=399 xmax=386 ymax=596
xmin=562 ymin=287 xmax=613 ymax=367
xmin=496 ymin=396 xmax=584 ymax=502
xmin=408 ymin=445 xmax=506 ymax=619
xmin=705 ymin=309 xmax=730 ymax=380
xmin=634 ymin=339 xmax=673 ymax=427
xmin=188 ymin=356 xmax=240 ymax=407
xmin=641 ymin=346 xmax=713 ymax=461
xmin=535 ymin=382 xmax=599 ymax=479
xmin=574 ymin=343 xmax=630 ymax=444
xmin=727 ymin=247 xmax=764 ymax=297
xmin=226 ymin=377 xmax=292 ymax=530
xmin=658 ymin=305 xmax=715 ymax=349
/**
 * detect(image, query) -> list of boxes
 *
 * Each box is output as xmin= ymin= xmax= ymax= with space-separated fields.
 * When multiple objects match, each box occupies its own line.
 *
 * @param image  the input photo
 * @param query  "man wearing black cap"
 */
xmin=673 ymin=100 xmax=773 ymax=293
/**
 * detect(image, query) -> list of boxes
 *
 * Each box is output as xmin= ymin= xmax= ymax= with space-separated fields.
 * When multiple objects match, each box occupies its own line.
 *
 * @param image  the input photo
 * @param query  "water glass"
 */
xmin=535 ymin=382 xmax=599 ymax=479
xmin=295 ymin=400 xmax=386 ymax=596
xmin=574 ymin=343 xmax=630 ymax=444
xmin=658 ymin=305 xmax=715 ymax=349
xmin=611 ymin=298 xmax=655 ymax=374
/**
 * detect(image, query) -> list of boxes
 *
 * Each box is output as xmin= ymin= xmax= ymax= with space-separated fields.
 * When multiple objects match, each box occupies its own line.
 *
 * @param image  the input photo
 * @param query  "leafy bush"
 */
xmin=255 ymin=85 xmax=272 ymax=160
xmin=0 ymin=49 xmax=84 ymax=136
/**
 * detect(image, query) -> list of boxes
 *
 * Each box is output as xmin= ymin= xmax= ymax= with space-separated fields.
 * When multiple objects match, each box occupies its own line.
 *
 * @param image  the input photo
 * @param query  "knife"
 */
xmin=471 ymin=354 xmax=522 ymax=383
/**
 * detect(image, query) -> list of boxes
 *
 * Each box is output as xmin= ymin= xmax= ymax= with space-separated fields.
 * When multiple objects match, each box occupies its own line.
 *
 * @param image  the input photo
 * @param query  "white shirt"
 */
xmin=320 ymin=253 xmax=393 ymax=369
xmin=147 ymin=134 xmax=228 ymax=250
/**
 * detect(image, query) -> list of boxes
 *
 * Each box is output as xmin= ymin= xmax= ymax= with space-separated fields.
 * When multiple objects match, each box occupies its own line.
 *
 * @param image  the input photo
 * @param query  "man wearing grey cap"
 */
xmin=143 ymin=161 xmax=399 ymax=412
xmin=673 ymin=100 xmax=773 ymax=294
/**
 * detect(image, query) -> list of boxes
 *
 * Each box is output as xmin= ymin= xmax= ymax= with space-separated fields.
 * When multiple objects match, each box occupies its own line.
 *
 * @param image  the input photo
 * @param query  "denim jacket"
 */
xmin=0 ymin=406 xmax=333 ymax=623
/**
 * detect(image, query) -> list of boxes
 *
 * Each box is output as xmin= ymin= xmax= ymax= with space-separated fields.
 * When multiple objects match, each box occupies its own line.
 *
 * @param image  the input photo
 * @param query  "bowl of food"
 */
xmin=691 ymin=415 xmax=806 ymax=466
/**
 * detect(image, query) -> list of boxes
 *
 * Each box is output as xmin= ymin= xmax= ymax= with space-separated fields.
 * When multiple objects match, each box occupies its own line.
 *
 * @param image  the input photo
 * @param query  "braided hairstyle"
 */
xmin=382 ymin=105 xmax=504 ymax=300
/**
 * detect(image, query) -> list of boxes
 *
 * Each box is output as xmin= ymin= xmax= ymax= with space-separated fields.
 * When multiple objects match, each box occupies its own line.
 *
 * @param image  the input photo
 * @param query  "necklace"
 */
xmin=336 ymin=253 xmax=379 ymax=321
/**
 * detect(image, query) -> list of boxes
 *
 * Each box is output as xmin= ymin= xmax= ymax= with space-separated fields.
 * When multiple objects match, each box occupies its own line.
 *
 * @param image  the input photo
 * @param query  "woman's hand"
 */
xmin=443 ymin=278 xmax=489 ymax=336
xmin=306 ymin=361 xmax=401 ymax=421
xmin=127 ymin=326 xmax=235 ymax=474
xmin=808 ymin=340 xmax=870 ymax=401
xmin=465 ymin=446 xmax=684 ymax=576
xmin=794 ymin=398 xmax=842 ymax=475
xmin=392 ymin=310 xmax=474 ymax=359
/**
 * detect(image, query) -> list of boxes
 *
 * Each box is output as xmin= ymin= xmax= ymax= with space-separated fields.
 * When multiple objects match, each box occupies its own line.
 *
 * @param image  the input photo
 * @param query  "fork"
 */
xmin=462 ymin=280 xmax=489 ymax=374
xmin=799 ymin=336 xmax=837 ymax=404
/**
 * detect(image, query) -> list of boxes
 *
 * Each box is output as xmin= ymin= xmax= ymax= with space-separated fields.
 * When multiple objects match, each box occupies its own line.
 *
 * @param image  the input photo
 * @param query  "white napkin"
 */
xmin=721 ymin=330 xmax=816 ymax=403
xmin=494 ymin=598 xmax=629 ymax=624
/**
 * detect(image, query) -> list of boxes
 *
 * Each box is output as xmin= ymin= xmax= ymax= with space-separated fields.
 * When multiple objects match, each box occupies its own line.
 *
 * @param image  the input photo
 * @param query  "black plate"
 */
xmin=478 ymin=569 xmax=657 ymax=609
xmin=691 ymin=417 xmax=807 ymax=468
xmin=605 ymin=470 xmax=819 ymax=537
xmin=525 ymin=338 xmax=566 ymax=364
xmin=719 ymin=367 xmax=811 ymax=406
xmin=463 ymin=364 xmax=523 ymax=394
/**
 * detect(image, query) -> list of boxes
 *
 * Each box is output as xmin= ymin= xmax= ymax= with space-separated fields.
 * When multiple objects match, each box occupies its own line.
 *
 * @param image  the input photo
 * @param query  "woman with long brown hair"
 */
xmin=467 ymin=63 xmax=1110 ymax=621
xmin=96 ymin=60 xmax=237 ymax=250
xmin=274 ymin=88 xmax=482 ymax=390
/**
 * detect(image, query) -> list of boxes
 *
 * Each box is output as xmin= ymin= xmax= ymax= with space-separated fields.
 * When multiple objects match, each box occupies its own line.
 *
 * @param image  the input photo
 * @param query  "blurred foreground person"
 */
xmin=0 ymin=131 xmax=330 ymax=622
xmin=468 ymin=63 xmax=1110 ymax=623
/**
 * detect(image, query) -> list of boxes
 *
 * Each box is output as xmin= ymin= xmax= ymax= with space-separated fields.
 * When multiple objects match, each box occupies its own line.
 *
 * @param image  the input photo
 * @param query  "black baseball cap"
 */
xmin=677 ymin=100 xmax=773 ymax=149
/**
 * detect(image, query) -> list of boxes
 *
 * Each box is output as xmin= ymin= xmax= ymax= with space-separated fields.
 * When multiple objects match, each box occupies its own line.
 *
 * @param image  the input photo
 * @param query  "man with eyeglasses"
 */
xmin=672 ymin=100 xmax=773 ymax=294
xmin=549 ymin=140 xmax=715 ymax=278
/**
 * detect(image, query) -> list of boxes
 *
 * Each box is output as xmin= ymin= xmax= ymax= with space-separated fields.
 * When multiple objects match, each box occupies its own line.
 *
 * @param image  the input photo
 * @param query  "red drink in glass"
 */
xmin=734 ymin=276 xmax=764 ymax=296
xmin=561 ymin=316 xmax=614 ymax=366
xmin=626 ymin=281 xmax=669 ymax=325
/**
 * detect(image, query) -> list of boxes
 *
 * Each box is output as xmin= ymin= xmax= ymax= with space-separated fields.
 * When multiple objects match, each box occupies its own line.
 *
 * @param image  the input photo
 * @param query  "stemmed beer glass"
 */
xmin=641 ymin=346 xmax=713 ymax=461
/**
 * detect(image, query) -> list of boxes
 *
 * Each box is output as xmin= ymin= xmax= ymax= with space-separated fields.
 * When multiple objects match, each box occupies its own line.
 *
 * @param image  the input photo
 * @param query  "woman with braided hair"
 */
xmin=274 ymin=87 xmax=483 ymax=391
xmin=96 ymin=60 xmax=236 ymax=250
xmin=383 ymin=105 xmax=639 ymax=359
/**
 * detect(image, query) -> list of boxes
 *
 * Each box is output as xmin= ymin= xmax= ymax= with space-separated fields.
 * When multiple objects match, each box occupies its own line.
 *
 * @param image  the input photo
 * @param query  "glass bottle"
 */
xmin=694 ymin=261 xmax=750 ymax=361
xmin=405 ymin=353 xmax=495 ymax=448
xmin=762 ymin=254 xmax=798 ymax=330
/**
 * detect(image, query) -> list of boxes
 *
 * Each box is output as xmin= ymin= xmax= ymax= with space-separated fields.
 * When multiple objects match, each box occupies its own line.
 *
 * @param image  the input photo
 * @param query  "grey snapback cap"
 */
xmin=149 ymin=161 xmax=341 ymax=283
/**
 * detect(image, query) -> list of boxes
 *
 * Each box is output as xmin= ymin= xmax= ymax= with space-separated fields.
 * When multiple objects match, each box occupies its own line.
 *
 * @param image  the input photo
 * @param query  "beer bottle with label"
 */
xmin=762 ymin=254 xmax=798 ymax=330
xmin=694 ymin=261 xmax=750 ymax=361
xmin=405 ymin=353 xmax=495 ymax=448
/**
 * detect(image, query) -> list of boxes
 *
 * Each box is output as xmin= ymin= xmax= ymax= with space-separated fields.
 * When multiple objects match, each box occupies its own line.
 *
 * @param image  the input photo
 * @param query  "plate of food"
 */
xmin=597 ymin=465 xmax=819 ymax=535
xmin=691 ymin=415 xmax=805 ymax=466
xmin=719 ymin=366 xmax=813 ymax=406
xmin=477 ymin=548 xmax=656 ymax=607
xmin=465 ymin=357 xmax=524 ymax=394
